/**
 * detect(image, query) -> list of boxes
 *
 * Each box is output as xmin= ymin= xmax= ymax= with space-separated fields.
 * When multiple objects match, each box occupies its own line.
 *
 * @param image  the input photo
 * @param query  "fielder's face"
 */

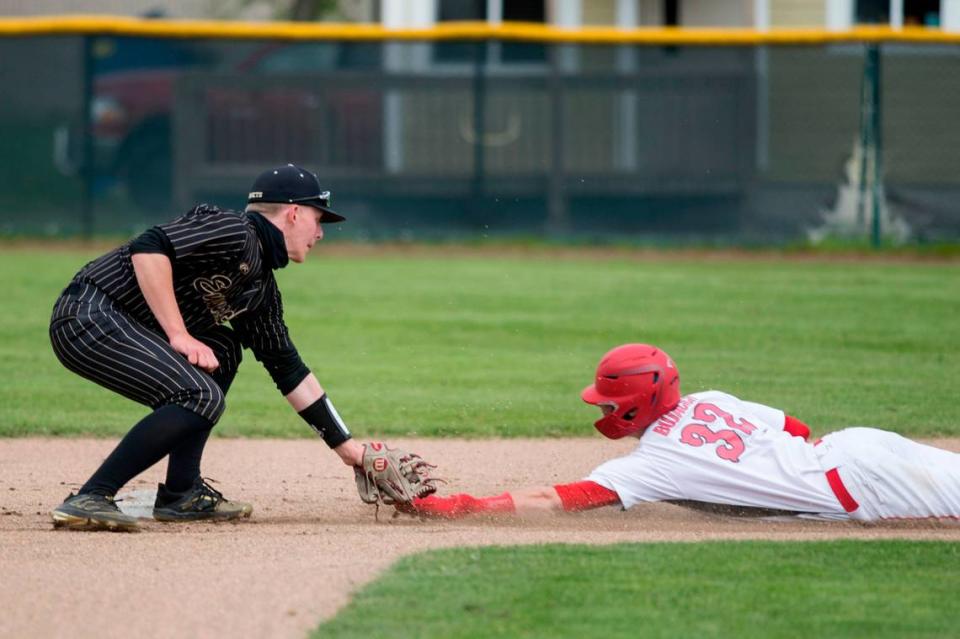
xmin=285 ymin=206 xmax=325 ymax=263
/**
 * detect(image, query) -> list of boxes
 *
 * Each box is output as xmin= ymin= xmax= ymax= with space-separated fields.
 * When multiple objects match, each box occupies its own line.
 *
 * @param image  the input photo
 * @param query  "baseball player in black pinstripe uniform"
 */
xmin=49 ymin=164 xmax=372 ymax=531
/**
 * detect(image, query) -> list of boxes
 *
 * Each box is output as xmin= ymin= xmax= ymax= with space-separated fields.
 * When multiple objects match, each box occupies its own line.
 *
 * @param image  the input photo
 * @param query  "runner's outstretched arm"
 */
xmin=407 ymin=481 xmax=620 ymax=519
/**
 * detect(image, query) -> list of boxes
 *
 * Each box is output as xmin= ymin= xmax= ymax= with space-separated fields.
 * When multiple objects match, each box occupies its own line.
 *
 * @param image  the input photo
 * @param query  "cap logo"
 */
xmin=249 ymin=191 xmax=262 ymax=199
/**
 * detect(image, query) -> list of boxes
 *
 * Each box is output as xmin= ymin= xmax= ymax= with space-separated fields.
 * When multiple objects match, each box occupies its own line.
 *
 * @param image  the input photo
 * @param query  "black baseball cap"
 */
xmin=247 ymin=164 xmax=345 ymax=223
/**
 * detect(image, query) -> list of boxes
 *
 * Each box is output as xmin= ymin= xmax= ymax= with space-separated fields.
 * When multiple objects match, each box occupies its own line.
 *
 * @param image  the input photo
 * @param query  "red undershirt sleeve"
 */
xmin=783 ymin=415 xmax=811 ymax=441
xmin=553 ymin=480 xmax=621 ymax=512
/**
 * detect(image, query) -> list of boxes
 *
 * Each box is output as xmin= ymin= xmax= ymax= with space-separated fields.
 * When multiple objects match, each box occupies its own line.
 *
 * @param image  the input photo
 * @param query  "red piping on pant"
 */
xmin=825 ymin=468 xmax=859 ymax=513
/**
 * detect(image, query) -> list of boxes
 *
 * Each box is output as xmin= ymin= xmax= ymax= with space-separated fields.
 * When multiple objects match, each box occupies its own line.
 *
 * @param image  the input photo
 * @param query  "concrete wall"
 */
xmin=682 ymin=0 xmax=752 ymax=26
xmin=769 ymin=0 xmax=826 ymax=26
xmin=582 ymin=0 xmax=617 ymax=25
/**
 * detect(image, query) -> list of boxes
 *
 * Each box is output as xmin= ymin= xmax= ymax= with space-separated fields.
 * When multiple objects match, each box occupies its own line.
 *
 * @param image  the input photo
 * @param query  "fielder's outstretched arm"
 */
xmin=408 ymin=480 xmax=621 ymax=519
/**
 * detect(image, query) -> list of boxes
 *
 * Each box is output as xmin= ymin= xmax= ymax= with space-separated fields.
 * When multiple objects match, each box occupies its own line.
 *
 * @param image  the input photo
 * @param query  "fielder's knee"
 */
xmin=204 ymin=385 xmax=227 ymax=424
xmin=167 ymin=383 xmax=226 ymax=425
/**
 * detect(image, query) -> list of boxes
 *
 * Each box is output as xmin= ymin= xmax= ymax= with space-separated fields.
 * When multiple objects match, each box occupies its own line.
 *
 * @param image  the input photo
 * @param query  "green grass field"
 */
xmin=317 ymin=541 xmax=960 ymax=639
xmin=2 ymin=246 xmax=958 ymax=638
xmin=1 ymin=247 xmax=958 ymax=437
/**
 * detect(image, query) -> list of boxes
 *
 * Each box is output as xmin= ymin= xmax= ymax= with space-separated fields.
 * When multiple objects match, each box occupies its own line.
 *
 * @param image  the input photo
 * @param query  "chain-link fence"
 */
xmin=2 ymin=24 xmax=959 ymax=244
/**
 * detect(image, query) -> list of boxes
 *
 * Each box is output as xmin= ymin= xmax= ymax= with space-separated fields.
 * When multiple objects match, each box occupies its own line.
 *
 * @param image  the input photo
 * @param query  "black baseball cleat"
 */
xmin=152 ymin=477 xmax=253 ymax=522
xmin=51 ymin=492 xmax=140 ymax=532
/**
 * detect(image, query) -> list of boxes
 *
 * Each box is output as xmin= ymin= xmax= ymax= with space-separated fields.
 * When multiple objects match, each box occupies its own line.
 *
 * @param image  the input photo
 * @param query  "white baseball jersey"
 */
xmin=588 ymin=391 xmax=960 ymax=521
xmin=587 ymin=391 xmax=848 ymax=516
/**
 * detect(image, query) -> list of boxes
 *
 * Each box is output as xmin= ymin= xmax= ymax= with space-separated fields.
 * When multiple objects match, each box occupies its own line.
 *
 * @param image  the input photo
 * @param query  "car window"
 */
xmin=254 ymin=43 xmax=381 ymax=72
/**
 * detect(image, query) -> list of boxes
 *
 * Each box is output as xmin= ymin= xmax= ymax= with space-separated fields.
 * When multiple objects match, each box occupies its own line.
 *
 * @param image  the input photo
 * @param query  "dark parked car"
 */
xmin=56 ymin=39 xmax=382 ymax=212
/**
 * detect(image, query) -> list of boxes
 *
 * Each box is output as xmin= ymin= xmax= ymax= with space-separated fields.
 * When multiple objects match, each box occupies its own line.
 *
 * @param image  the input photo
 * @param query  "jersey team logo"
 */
xmin=193 ymin=274 xmax=240 ymax=322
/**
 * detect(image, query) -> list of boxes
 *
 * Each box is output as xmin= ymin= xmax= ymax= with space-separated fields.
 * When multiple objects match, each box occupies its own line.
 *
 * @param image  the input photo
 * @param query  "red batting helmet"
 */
xmin=580 ymin=344 xmax=681 ymax=439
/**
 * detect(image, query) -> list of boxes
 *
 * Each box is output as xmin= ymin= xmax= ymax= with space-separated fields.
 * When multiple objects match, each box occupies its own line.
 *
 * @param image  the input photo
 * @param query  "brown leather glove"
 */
xmin=354 ymin=442 xmax=440 ymax=506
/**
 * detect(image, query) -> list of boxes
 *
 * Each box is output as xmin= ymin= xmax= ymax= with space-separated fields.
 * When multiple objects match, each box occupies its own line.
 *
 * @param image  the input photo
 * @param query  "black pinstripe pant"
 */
xmin=50 ymin=281 xmax=241 ymax=424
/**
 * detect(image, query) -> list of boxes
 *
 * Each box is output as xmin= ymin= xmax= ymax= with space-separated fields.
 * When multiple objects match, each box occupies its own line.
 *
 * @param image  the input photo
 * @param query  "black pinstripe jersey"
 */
xmin=71 ymin=204 xmax=304 ymax=386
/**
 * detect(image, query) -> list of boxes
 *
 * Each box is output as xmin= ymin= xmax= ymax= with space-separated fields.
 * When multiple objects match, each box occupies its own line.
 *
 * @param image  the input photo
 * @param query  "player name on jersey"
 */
xmin=651 ymin=396 xmax=697 ymax=437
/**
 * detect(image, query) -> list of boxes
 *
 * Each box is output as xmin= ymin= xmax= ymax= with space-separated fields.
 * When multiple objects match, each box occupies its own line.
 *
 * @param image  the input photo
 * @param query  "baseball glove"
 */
xmin=354 ymin=442 xmax=440 ymax=506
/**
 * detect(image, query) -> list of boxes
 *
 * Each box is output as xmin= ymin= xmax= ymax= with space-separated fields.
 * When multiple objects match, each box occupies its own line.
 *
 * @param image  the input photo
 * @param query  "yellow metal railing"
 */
xmin=1 ymin=16 xmax=960 ymax=44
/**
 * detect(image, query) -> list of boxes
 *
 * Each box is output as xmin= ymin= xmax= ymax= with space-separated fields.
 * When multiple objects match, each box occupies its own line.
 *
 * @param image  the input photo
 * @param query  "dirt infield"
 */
xmin=2 ymin=437 xmax=959 ymax=639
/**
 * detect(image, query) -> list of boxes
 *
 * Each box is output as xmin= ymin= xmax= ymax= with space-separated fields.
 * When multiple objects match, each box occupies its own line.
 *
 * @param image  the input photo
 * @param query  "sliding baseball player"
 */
xmin=406 ymin=344 xmax=960 ymax=522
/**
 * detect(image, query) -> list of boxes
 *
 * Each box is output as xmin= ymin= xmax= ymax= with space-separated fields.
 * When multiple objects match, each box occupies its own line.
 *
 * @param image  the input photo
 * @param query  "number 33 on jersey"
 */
xmin=677 ymin=402 xmax=758 ymax=462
